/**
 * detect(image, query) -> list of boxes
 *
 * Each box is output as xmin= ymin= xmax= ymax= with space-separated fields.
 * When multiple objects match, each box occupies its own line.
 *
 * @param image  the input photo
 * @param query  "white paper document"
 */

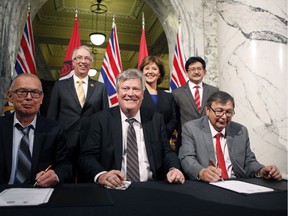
xmin=0 ymin=188 xmax=54 ymax=206
xmin=210 ymin=180 xmax=274 ymax=194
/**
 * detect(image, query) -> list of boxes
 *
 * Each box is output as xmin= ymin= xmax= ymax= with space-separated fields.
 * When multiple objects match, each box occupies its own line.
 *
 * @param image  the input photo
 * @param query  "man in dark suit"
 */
xmin=172 ymin=56 xmax=219 ymax=127
xmin=0 ymin=74 xmax=72 ymax=186
xmin=179 ymin=91 xmax=282 ymax=182
xmin=47 ymin=46 xmax=108 ymax=179
xmin=79 ymin=69 xmax=185 ymax=188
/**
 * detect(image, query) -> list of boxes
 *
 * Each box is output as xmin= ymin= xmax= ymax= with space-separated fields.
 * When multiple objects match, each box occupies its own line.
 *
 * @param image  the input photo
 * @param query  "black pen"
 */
xmin=33 ymin=165 xmax=52 ymax=187
xmin=209 ymin=159 xmax=224 ymax=181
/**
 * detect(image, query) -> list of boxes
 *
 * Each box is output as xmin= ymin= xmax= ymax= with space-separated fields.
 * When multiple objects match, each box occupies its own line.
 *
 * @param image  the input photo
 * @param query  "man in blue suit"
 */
xmin=0 ymin=74 xmax=72 ymax=186
xmin=79 ymin=69 xmax=185 ymax=188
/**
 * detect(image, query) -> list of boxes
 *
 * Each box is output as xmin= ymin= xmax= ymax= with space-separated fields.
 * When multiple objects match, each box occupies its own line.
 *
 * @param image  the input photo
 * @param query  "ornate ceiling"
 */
xmin=33 ymin=0 xmax=168 ymax=82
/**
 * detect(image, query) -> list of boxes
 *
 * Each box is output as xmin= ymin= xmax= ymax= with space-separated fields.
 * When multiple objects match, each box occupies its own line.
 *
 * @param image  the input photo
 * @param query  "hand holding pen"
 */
xmin=34 ymin=165 xmax=58 ymax=187
xmin=209 ymin=160 xmax=224 ymax=181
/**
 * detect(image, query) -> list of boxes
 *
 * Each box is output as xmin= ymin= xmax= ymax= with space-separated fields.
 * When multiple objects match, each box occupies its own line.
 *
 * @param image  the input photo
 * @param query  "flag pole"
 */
xmin=142 ymin=12 xmax=145 ymax=28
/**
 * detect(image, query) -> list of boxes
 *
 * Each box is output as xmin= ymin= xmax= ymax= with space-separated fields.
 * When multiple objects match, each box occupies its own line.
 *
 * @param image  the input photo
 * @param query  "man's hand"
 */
xmin=259 ymin=165 xmax=282 ymax=180
xmin=198 ymin=166 xmax=223 ymax=182
xmin=35 ymin=169 xmax=58 ymax=187
xmin=166 ymin=168 xmax=185 ymax=184
xmin=98 ymin=170 xmax=126 ymax=188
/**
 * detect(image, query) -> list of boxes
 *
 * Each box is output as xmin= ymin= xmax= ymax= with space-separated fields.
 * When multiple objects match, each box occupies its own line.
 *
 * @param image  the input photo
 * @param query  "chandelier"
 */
xmin=90 ymin=0 xmax=107 ymax=46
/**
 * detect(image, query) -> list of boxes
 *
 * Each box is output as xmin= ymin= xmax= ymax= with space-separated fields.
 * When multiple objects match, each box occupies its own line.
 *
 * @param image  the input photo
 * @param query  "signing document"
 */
xmin=0 ymin=188 xmax=54 ymax=206
xmin=210 ymin=180 xmax=274 ymax=194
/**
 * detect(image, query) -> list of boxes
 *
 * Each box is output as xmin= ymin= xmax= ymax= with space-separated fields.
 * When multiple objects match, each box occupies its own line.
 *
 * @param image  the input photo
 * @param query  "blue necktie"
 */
xmin=14 ymin=124 xmax=33 ymax=184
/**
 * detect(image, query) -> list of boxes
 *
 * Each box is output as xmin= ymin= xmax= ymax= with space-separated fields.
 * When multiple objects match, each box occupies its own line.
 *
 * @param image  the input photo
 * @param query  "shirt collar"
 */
xmin=13 ymin=113 xmax=37 ymax=129
xmin=120 ymin=109 xmax=141 ymax=124
xmin=208 ymin=119 xmax=226 ymax=138
xmin=188 ymin=81 xmax=203 ymax=89
xmin=73 ymin=74 xmax=89 ymax=84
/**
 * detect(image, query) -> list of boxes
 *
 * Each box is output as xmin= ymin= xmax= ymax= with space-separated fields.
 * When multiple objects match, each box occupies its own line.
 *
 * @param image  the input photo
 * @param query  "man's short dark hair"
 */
xmin=206 ymin=91 xmax=235 ymax=108
xmin=185 ymin=56 xmax=206 ymax=71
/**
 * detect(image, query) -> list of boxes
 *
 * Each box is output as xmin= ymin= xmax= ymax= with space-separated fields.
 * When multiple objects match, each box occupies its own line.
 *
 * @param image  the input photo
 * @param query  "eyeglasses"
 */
xmin=73 ymin=55 xmax=92 ymax=62
xmin=187 ymin=67 xmax=203 ymax=72
xmin=210 ymin=106 xmax=235 ymax=117
xmin=11 ymin=89 xmax=43 ymax=99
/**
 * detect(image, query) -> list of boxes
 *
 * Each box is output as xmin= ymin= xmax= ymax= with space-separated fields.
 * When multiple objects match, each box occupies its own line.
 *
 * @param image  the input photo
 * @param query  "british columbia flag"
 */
xmin=170 ymin=22 xmax=187 ymax=91
xmin=14 ymin=10 xmax=36 ymax=76
xmin=99 ymin=21 xmax=122 ymax=107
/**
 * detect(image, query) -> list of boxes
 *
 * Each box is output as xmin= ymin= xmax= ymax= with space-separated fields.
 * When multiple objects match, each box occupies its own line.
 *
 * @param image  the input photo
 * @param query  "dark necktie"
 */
xmin=14 ymin=124 xmax=33 ymax=184
xmin=215 ymin=133 xmax=229 ymax=179
xmin=126 ymin=118 xmax=140 ymax=182
xmin=194 ymin=85 xmax=201 ymax=113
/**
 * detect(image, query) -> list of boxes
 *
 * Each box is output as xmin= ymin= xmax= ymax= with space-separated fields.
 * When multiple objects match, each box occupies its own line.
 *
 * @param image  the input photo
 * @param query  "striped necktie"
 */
xmin=14 ymin=124 xmax=33 ymax=184
xmin=194 ymin=85 xmax=201 ymax=113
xmin=126 ymin=118 xmax=140 ymax=182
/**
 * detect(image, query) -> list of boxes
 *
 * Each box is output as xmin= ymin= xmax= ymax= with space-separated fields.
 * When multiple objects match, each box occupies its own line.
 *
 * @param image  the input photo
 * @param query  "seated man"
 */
xmin=79 ymin=69 xmax=185 ymax=188
xmin=0 ymin=74 xmax=72 ymax=187
xmin=179 ymin=91 xmax=282 ymax=182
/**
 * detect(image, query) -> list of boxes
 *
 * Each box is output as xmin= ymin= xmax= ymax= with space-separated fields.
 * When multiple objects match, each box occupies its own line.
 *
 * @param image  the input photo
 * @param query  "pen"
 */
xmin=209 ymin=159 xmax=224 ymax=181
xmin=33 ymin=165 xmax=52 ymax=187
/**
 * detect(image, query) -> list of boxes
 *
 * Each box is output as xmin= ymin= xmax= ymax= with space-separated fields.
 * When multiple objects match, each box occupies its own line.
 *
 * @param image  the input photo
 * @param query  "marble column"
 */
xmin=217 ymin=0 xmax=287 ymax=178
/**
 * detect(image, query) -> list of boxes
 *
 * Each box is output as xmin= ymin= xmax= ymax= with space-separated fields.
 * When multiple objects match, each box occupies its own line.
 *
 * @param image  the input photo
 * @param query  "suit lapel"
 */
xmin=110 ymin=107 xmax=123 ymax=170
xmin=201 ymin=83 xmax=210 ymax=114
xmin=2 ymin=114 xmax=14 ymax=177
xmin=226 ymin=125 xmax=248 ymax=178
xmin=31 ymin=116 xmax=46 ymax=176
xmin=201 ymin=117 xmax=216 ymax=162
xmin=183 ymin=83 xmax=198 ymax=112
xmin=140 ymin=109 xmax=155 ymax=173
xmin=65 ymin=77 xmax=81 ymax=107
xmin=85 ymin=78 xmax=96 ymax=104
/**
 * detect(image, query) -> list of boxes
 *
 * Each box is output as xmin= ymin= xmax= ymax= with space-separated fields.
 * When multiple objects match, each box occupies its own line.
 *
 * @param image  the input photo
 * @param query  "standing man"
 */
xmin=172 ymin=56 xmax=219 ymax=126
xmin=0 ymin=74 xmax=72 ymax=186
xmin=172 ymin=57 xmax=219 ymax=151
xmin=79 ymin=69 xmax=185 ymax=187
xmin=179 ymin=91 xmax=282 ymax=182
xmin=47 ymin=45 xmax=108 ymax=180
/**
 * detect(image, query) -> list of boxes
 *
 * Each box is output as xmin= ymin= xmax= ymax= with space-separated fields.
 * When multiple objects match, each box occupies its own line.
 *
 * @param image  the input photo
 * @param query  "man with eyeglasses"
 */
xmin=0 ymin=73 xmax=72 ymax=186
xmin=172 ymin=57 xmax=219 ymax=127
xmin=172 ymin=57 xmax=219 ymax=152
xmin=47 ymin=45 xmax=108 ymax=181
xmin=179 ymin=91 xmax=282 ymax=182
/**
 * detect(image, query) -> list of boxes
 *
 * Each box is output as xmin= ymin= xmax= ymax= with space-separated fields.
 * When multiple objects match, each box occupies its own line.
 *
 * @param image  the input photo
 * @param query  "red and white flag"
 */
xmin=59 ymin=12 xmax=81 ymax=80
xmin=170 ymin=22 xmax=187 ymax=91
xmin=137 ymin=13 xmax=148 ymax=69
xmin=98 ymin=19 xmax=122 ymax=107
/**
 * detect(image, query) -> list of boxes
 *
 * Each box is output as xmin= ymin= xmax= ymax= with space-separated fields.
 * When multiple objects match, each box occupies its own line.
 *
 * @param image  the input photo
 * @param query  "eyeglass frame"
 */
xmin=209 ymin=106 xmax=235 ymax=117
xmin=10 ymin=89 xmax=43 ymax=99
xmin=73 ymin=55 xmax=92 ymax=62
xmin=187 ymin=67 xmax=204 ymax=73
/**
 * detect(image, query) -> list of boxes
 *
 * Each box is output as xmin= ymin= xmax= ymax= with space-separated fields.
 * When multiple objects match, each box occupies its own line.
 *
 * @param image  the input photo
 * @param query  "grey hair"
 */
xmin=71 ymin=45 xmax=94 ymax=62
xmin=116 ymin=69 xmax=146 ymax=91
xmin=10 ymin=73 xmax=42 ymax=91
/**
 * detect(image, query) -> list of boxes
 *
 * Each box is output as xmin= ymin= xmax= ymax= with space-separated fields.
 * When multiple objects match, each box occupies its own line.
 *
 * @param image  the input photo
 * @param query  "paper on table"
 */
xmin=0 ymin=188 xmax=54 ymax=206
xmin=210 ymin=180 xmax=274 ymax=194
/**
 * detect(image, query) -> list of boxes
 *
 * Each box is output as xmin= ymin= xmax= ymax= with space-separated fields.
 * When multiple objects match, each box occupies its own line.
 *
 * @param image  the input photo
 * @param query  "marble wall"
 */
xmin=217 ymin=0 xmax=287 ymax=178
